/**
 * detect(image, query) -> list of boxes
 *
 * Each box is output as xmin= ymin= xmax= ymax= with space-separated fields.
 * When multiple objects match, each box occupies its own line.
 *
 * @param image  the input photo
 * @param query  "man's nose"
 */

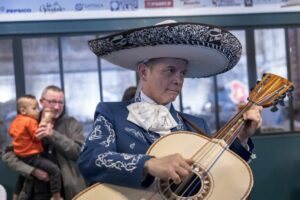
xmin=53 ymin=103 xmax=60 ymax=109
xmin=173 ymin=73 xmax=184 ymax=84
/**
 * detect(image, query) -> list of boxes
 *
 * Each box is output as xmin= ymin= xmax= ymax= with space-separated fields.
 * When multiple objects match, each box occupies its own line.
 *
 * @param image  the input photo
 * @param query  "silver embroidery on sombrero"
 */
xmin=88 ymin=23 xmax=241 ymax=76
xmin=89 ymin=115 xmax=115 ymax=147
xmin=95 ymin=152 xmax=143 ymax=172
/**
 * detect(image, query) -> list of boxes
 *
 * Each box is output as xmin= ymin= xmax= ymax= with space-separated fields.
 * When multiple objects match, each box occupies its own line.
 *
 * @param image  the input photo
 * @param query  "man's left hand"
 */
xmin=238 ymin=105 xmax=263 ymax=148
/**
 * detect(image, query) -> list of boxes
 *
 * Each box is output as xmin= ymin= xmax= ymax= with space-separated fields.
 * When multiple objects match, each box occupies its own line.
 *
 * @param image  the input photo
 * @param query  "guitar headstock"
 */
xmin=248 ymin=73 xmax=294 ymax=109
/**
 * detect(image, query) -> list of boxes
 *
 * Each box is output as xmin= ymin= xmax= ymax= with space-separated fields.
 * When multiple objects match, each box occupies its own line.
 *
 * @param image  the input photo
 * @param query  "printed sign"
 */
xmin=0 ymin=0 xmax=299 ymax=22
xmin=145 ymin=0 xmax=174 ymax=8
xmin=110 ymin=0 xmax=138 ymax=11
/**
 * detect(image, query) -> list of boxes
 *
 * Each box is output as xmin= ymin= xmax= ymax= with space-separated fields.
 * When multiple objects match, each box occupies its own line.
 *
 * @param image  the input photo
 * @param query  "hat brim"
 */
xmin=89 ymin=22 xmax=241 ymax=78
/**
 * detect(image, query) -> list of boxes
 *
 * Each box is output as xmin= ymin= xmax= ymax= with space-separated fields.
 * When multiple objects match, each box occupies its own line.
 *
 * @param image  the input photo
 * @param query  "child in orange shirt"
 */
xmin=9 ymin=95 xmax=63 ymax=200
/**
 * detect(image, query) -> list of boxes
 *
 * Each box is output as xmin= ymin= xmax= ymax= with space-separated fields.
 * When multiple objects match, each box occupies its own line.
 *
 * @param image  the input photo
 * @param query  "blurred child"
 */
xmin=9 ymin=95 xmax=62 ymax=200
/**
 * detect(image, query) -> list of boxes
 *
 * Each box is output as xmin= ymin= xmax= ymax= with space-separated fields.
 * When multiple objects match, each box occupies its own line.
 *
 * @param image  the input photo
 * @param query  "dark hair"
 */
xmin=41 ymin=85 xmax=63 ymax=97
xmin=16 ymin=94 xmax=37 ymax=114
xmin=122 ymin=86 xmax=137 ymax=101
xmin=18 ymin=94 xmax=36 ymax=99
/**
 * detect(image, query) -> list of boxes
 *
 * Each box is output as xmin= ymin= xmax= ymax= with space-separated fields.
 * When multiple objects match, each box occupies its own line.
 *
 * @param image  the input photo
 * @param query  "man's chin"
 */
xmin=53 ymin=113 xmax=61 ymax=119
xmin=168 ymin=91 xmax=180 ymax=98
xmin=162 ymin=96 xmax=178 ymax=104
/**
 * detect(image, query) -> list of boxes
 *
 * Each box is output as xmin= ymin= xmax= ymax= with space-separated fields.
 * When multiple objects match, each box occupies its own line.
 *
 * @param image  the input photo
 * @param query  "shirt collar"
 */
xmin=140 ymin=91 xmax=172 ymax=110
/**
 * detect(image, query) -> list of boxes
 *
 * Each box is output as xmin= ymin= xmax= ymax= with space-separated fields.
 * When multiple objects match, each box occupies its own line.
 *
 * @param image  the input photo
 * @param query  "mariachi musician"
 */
xmin=77 ymin=20 xmax=262 ymax=200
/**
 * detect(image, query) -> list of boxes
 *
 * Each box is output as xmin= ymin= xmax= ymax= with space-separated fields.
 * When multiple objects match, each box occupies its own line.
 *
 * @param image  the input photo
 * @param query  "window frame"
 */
xmin=0 ymin=14 xmax=299 ymax=136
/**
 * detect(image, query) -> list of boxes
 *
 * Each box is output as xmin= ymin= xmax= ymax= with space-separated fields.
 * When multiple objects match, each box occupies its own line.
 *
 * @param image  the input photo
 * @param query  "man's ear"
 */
xmin=39 ymin=98 xmax=43 ymax=105
xmin=137 ymin=63 xmax=148 ymax=81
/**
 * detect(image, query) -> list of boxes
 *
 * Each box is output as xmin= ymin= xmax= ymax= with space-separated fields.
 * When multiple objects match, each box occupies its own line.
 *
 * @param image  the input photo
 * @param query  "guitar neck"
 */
xmin=214 ymin=101 xmax=255 ymax=146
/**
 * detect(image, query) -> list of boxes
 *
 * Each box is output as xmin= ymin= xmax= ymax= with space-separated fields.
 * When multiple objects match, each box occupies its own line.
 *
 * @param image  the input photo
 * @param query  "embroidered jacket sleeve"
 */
xmin=78 ymin=103 xmax=153 ymax=188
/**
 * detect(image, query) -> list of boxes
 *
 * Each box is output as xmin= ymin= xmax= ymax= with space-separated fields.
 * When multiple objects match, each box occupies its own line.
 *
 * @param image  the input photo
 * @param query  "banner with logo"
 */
xmin=0 ymin=0 xmax=299 ymax=22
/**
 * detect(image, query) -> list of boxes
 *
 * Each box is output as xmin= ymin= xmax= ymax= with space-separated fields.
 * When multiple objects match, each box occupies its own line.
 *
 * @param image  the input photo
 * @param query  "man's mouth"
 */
xmin=167 ymin=89 xmax=180 ymax=94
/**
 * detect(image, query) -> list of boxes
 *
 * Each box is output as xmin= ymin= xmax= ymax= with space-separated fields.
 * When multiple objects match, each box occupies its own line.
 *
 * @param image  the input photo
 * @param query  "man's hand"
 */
xmin=144 ymin=154 xmax=194 ymax=184
xmin=238 ymin=105 xmax=263 ymax=148
xmin=35 ymin=123 xmax=53 ymax=139
xmin=31 ymin=168 xmax=49 ymax=182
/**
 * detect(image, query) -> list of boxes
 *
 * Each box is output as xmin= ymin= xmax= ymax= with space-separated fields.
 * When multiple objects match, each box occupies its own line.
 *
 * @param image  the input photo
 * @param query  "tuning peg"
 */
xmin=288 ymin=87 xmax=294 ymax=92
xmin=278 ymin=99 xmax=285 ymax=106
xmin=271 ymin=105 xmax=278 ymax=112
xmin=280 ymin=93 xmax=286 ymax=99
xmin=287 ymin=92 xmax=293 ymax=100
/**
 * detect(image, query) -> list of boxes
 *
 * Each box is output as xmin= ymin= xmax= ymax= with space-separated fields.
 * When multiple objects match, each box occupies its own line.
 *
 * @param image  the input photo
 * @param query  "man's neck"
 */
xmin=140 ymin=91 xmax=171 ymax=110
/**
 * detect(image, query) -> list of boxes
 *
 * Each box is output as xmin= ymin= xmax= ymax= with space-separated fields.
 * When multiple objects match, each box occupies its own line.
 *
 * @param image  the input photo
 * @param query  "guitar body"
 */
xmin=73 ymin=131 xmax=253 ymax=200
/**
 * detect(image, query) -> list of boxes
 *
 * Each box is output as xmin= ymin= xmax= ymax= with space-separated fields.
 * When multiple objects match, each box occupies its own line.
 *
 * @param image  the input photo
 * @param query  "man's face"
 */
xmin=140 ymin=58 xmax=188 ymax=105
xmin=40 ymin=90 xmax=64 ymax=119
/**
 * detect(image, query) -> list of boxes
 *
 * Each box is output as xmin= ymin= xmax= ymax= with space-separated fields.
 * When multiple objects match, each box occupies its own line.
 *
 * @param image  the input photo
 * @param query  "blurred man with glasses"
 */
xmin=2 ymin=85 xmax=86 ymax=200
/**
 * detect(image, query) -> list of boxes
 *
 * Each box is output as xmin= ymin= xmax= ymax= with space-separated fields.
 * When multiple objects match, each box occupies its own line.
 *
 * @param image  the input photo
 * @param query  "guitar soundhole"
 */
xmin=158 ymin=165 xmax=212 ymax=200
xmin=169 ymin=174 xmax=201 ymax=196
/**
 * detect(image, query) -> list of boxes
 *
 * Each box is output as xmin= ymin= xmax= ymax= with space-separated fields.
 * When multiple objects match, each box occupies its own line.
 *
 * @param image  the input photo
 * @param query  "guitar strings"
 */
xmin=157 ymin=104 xmax=251 ymax=198
xmin=180 ymin=120 xmax=246 ymax=197
xmin=155 ymin=124 xmax=245 ymax=198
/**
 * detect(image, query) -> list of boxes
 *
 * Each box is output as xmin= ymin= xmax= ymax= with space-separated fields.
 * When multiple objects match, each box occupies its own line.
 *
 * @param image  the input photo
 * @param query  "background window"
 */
xmin=255 ymin=29 xmax=287 ymax=78
xmin=287 ymin=27 xmax=300 ymax=131
xmin=217 ymin=30 xmax=249 ymax=130
xmin=61 ymin=36 xmax=101 ymax=135
xmin=23 ymin=38 xmax=61 ymax=97
xmin=182 ymin=77 xmax=216 ymax=132
xmin=0 ymin=39 xmax=16 ymax=151
xmin=101 ymin=60 xmax=136 ymax=102
xmin=255 ymin=29 xmax=290 ymax=133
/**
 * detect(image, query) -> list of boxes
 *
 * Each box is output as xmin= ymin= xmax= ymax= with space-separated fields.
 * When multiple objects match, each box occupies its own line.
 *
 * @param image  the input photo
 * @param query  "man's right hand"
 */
xmin=31 ymin=168 xmax=49 ymax=182
xmin=35 ymin=123 xmax=54 ymax=139
xmin=144 ymin=154 xmax=194 ymax=184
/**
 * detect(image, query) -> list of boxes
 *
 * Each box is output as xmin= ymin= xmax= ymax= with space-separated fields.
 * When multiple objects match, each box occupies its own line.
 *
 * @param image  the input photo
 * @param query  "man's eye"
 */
xmin=181 ymin=71 xmax=187 ymax=76
xmin=166 ymin=68 xmax=175 ymax=73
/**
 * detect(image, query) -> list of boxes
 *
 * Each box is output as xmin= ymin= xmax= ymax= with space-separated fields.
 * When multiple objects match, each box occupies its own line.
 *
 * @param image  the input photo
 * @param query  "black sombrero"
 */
xmin=88 ymin=22 xmax=242 ymax=78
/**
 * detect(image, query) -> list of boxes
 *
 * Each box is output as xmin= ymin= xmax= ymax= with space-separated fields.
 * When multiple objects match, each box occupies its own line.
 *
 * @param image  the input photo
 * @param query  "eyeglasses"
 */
xmin=42 ymin=98 xmax=64 ymax=106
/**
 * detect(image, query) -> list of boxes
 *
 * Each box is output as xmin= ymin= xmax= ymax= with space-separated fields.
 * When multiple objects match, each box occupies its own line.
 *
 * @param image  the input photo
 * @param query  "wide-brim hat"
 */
xmin=88 ymin=22 xmax=242 ymax=78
